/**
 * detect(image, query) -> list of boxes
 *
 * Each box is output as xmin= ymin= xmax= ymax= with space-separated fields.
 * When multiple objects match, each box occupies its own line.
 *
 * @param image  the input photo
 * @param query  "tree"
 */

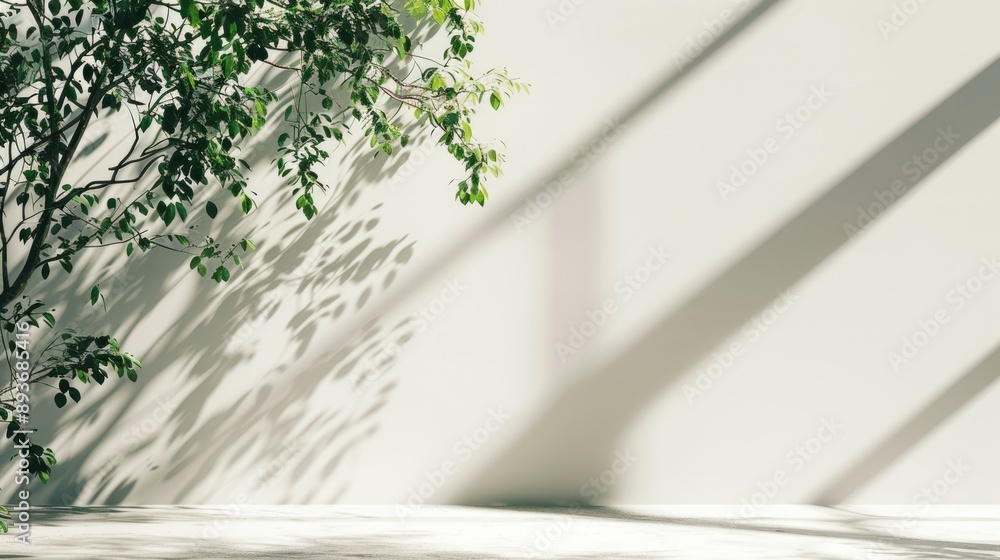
xmin=0 ymin=0 xmax=522 ymax=530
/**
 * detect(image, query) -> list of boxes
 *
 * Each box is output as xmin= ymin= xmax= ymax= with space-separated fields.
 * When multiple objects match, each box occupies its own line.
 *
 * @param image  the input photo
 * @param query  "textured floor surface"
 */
xmin=3 ymin=506 xmax=1000 ymax=559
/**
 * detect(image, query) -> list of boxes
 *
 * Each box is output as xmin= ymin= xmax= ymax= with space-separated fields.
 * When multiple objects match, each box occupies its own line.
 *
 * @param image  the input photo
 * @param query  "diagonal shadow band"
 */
xmin=814 ymin=342 xmax=1000 ymax=503
xmin=314 ymin=0 xmax=788 ymax=356
xmin=449 ymin=56 xmax=1000 ymax=505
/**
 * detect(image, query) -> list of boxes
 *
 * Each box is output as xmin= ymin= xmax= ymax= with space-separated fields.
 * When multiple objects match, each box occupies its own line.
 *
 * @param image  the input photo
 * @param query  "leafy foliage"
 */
xmin=0 ymin=0 xmax=521 ymax=515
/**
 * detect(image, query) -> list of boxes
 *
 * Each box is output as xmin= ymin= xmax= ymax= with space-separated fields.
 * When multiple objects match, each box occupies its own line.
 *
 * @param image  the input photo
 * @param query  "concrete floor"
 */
xmin=7 ymin=506 xmax=1000 ymax=559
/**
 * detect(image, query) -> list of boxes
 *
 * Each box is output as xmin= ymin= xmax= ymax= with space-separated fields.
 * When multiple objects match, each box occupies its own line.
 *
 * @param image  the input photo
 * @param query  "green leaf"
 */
xmin=430 ymin=73 xmax=446 ymax=91
xmin=54 ymin=393 xmax=67 ymax=408
xmin=221 ymin=55 xmax=234 ymax=78
xmin=42 ymin=312 xmax=55 ymax=327
xmin=490 ymin=91 xmax=502 ymax=111
xmin=196 ymin=263 xmax=207 ymax=277
xmin=206 ymin=201 xmax=218 ymax=219
xmin=90 ymin=285 xmax=100 ymax=305
xmin=126 ymin=242 xmax=134 ymax=256
xmin=163 ymin=203 xmax=176 ymax=226
xmin=184 ymin=66 xmax=196 ymax=90
xmin=190 ymin=256 xmax=201 ymax=270
xmin=241 ymin=195 xmax=253 ymax=214
xmin=68 ymin=387 xmax=81 ymax=403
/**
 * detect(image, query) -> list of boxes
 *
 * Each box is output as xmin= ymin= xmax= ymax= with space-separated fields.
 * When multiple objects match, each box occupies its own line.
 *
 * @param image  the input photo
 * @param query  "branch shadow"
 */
xmin=4 ymin=54 xmax=439 ymax=506
xmin=451 ymin=56 xmax=1000 ymax=505
xmin=814 ymin=341 xmax=1000 ymax=503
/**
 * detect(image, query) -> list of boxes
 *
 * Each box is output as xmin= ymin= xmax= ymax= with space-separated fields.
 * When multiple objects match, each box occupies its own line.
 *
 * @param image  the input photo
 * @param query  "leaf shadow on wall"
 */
xmin=18 ymin=53 xmax=447 ymax=506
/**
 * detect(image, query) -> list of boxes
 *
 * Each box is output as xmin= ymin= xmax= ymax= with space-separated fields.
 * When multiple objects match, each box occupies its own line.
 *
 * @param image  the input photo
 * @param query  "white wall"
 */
xmin=9 ymin=0 xmax=1000 ymax=506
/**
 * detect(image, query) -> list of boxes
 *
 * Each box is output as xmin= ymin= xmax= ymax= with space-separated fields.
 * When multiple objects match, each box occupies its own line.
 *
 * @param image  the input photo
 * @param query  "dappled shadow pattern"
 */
xmin=3 ymin=52 xmax=442 ymax=505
